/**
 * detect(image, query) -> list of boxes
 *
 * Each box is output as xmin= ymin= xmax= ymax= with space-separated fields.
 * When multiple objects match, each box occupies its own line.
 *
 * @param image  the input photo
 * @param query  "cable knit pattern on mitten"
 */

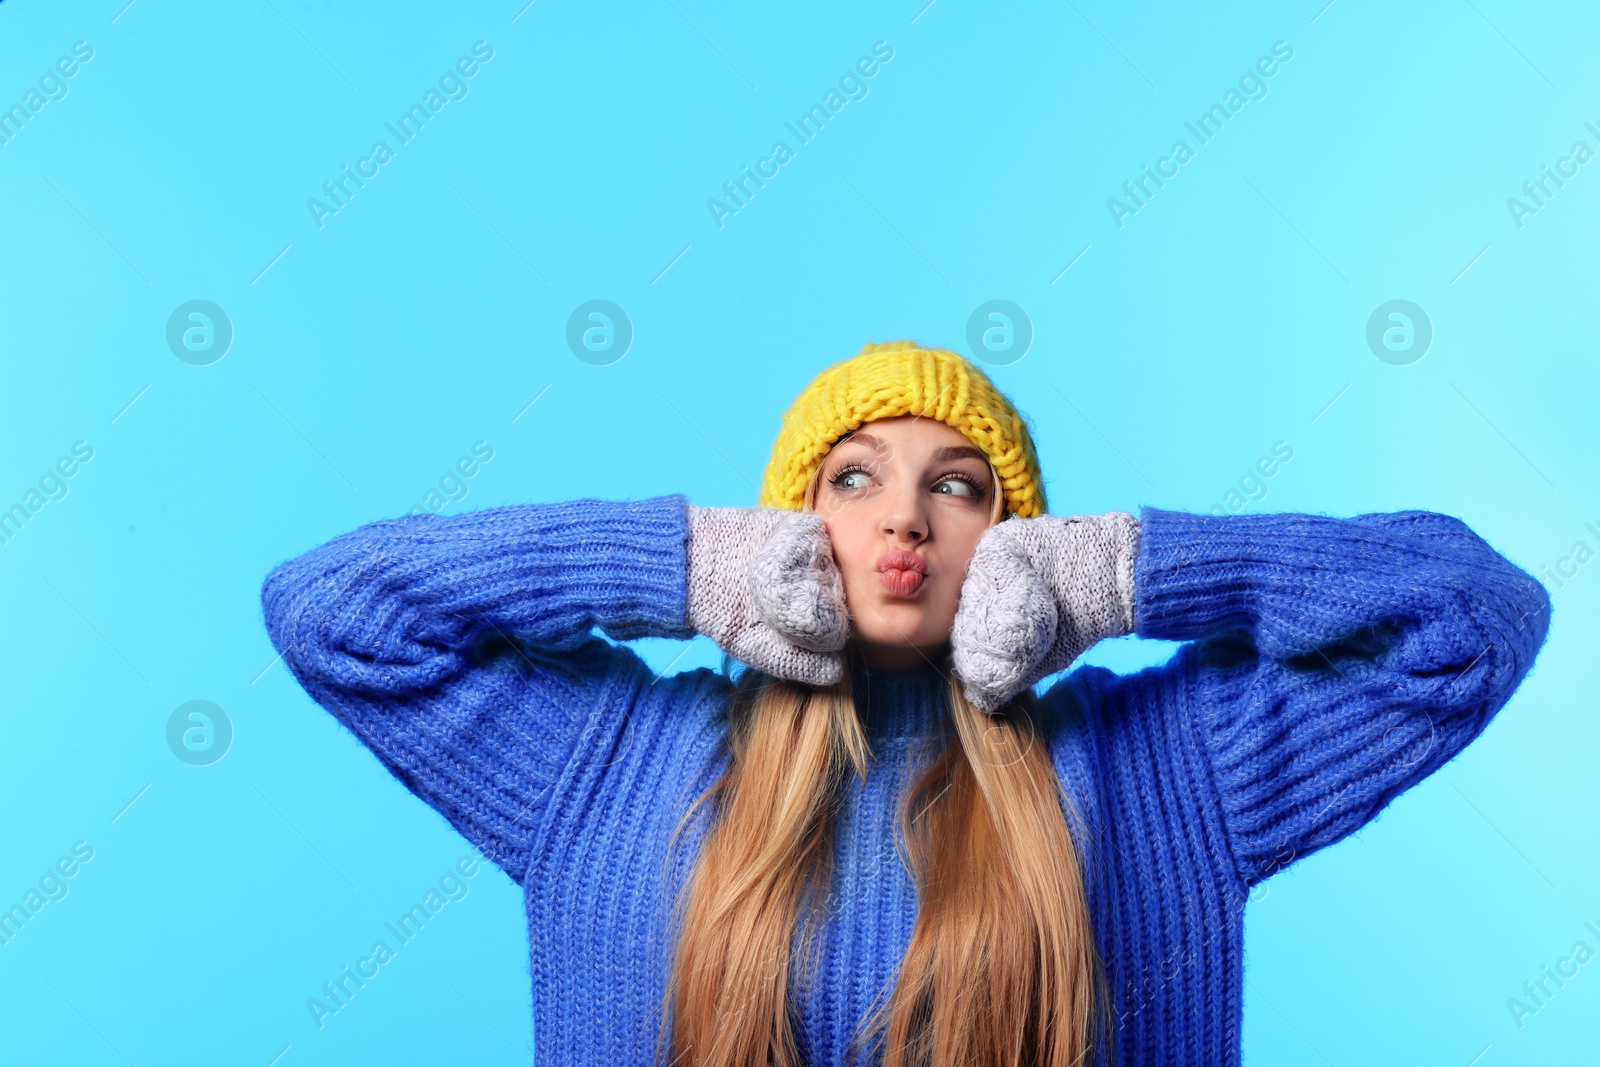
xmin=684 ymin=504 xmax=848 ymax=685
xmin=953 ymin=511 xmax=1142 ymax=711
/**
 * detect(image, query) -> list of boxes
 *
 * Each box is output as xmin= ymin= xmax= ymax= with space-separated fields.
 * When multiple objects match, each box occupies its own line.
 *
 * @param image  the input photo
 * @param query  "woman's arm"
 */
xmin=1128 ymin=506 xmax=1552 ymax=889
xmin=259 ymin=494 xmax=698 ymax=883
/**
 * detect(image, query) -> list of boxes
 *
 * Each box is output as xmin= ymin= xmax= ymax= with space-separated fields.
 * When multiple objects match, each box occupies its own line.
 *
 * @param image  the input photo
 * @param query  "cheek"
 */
xmin=821 ymin=517 xmax=879 ymax=608
xmin=943 ymin=522 xmax=989 ymax=577
xmin=821 ymin=516 xmax=864 ymax=571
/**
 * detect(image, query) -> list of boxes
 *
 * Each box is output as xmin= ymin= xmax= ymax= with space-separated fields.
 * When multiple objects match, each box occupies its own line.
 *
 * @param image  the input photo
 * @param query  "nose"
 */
xmin=880 ymin=479 xmax=928 ymax=544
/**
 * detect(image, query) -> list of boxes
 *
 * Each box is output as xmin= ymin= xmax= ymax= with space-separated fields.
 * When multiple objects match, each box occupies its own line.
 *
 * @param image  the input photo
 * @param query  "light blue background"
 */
xmin=2 ymin=0 xmax=1595 ymax=1063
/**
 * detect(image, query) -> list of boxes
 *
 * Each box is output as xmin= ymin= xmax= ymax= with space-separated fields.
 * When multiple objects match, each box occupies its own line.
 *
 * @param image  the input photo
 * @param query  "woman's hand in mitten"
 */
xmin=685 ymin=504 xmax=850 ymax=686
xmin=951 ymin=512 xmax=1141 ymax=712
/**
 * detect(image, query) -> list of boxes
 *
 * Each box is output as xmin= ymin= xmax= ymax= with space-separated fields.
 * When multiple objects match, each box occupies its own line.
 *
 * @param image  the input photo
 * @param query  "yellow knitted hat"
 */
xmin=757 ymin=340 xmax=1048 ymax=518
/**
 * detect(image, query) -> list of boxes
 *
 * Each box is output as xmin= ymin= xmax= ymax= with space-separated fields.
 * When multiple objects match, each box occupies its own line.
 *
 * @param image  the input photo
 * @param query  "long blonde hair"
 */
xmin=655 ymin=463 xmax=1106 ymax=1067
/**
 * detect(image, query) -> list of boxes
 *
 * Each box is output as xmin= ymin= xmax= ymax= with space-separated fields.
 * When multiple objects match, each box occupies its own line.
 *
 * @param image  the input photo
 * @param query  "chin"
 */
xmin=852 ymin=600 xmax=952 ymax=649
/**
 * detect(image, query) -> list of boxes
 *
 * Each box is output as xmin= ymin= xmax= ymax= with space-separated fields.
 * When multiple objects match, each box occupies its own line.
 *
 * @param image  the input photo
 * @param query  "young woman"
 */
xmin=261 ymin=340 xmax=1551 ymax=1067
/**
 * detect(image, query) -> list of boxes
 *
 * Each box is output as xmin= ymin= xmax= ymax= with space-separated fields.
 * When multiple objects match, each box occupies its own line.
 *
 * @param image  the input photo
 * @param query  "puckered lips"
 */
xmin=875 ymin=548 xmax=928 ymax=597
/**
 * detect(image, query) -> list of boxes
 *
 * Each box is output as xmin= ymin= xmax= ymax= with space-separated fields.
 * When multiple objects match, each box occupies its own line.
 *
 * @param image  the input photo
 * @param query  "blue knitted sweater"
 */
xmin=259 ymin=495 xmax=1551 ymax=1066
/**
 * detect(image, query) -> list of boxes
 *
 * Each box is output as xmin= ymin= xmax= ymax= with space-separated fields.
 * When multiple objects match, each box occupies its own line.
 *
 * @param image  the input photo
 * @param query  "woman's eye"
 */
xmin=934 ymin=477 xmax=978 ymax=498
xmin=833 ymin=470 xmax=871 ymax=491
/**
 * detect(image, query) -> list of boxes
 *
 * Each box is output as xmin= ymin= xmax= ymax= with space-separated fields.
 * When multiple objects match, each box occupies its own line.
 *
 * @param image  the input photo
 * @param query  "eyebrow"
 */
xmin=829 ymin=432 xmax=988 ymax=465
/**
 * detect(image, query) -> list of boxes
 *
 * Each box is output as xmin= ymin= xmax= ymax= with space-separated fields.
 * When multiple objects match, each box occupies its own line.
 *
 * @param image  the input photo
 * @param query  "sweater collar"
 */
xmin=848 ymin=655 xmax=952 ymax=742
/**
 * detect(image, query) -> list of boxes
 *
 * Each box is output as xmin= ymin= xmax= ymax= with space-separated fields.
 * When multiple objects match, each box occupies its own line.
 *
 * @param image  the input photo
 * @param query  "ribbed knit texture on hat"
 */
xmin=260 ymin=496 xmax=1550 ymax=1066
xmin=757 ymin=340 xmax=1050 ymax=518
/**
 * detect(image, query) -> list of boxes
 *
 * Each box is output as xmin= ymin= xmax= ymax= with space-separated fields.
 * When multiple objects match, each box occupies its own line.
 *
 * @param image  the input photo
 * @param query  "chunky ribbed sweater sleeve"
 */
xmin=259 ymin=494 xmax=696 ymax=881
xmin=1131 ymin=506 xmax=1552 ymax=888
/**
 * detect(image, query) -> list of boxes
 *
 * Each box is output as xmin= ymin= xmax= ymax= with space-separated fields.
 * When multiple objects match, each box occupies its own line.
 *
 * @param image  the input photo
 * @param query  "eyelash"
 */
xmin=827 ymin=463 xmax=987 ymax=498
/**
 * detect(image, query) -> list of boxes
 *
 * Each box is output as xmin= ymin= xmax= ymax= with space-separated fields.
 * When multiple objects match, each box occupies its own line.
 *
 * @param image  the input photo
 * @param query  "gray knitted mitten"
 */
xmin=951 ymin=512 xmax=1141 ymax=712
xmin=685 ymin=504 xmax=850 ymax=686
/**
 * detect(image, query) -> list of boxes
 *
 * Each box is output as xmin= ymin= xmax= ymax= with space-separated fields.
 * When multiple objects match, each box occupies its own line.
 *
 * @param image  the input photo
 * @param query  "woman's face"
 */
xmin=809 ymin=415 xmax=1001 ymax=670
